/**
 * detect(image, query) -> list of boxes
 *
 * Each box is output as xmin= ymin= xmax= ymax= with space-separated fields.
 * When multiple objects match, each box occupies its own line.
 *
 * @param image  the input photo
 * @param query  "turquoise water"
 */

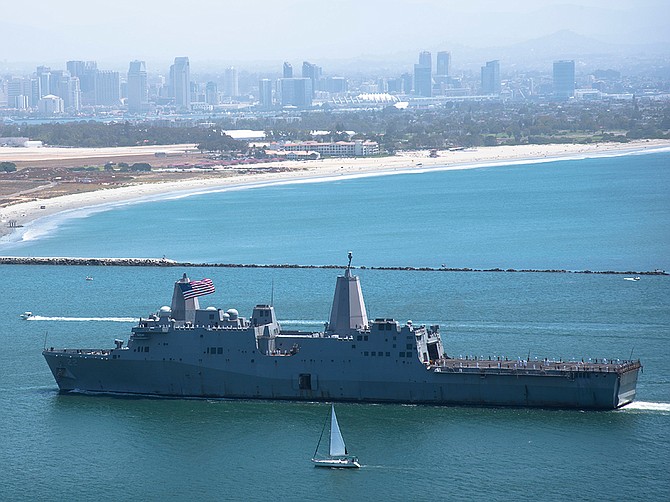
xmin=3 ymin=152 xmax=669 ymax=271
xmin=1 ymin=151 xmax=669 ymax=500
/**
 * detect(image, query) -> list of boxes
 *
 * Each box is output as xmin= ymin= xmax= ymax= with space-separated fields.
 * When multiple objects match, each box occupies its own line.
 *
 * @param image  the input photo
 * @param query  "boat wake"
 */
xmin=26 ymin=315 xmax=138 ymax=323
xmin=621 ymin=401 xmax=670 ymax=412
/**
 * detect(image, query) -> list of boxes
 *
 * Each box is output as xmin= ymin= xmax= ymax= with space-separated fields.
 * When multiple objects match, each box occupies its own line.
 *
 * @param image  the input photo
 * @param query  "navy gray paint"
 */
xmin=43 ymin=261 xmax=641 ymax=409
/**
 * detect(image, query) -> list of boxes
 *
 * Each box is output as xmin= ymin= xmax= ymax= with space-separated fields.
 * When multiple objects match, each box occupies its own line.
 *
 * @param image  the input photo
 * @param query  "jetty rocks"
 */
xmin=0 ymin=256 xmax=666 ymax=275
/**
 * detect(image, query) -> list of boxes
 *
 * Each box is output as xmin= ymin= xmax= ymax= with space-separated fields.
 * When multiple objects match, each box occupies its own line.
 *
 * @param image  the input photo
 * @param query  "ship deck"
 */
xmin=433 ymin=357 xmax=641 ymax=376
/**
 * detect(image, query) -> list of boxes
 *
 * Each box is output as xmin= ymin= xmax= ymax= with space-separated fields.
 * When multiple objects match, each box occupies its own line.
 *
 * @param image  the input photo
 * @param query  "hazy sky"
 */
xmin=2 ymin=0 xmax=668 ymax=70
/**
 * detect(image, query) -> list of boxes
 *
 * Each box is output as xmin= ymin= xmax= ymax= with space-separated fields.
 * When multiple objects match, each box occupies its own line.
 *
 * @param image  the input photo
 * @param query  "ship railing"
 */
xmin=43 ymin=347 xmax=111 ymax=356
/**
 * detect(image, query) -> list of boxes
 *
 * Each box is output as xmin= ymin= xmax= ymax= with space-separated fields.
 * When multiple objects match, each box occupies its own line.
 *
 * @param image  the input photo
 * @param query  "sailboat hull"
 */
xmin=311 ymin=458 xmax=360 ymax=469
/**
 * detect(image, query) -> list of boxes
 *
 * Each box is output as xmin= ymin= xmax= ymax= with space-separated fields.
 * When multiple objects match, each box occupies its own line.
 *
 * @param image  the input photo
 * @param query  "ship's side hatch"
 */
xmin=296 ymin=373 xmax=318 ymax=391
xmin=299 ymin=374 xmax=311 ymax=390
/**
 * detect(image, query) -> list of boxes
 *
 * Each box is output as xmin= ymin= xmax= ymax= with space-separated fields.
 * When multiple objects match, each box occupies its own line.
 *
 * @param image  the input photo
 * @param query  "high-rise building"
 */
xmin=302 ymin=61 xmax=321 ymax=97
xmin=400 ymin=73 xmax=413 ymax=95
xmin=127 ymin=60 xmax=148 ymax=112
xmin=414 ymin=51 xmax=432 ymax=97
xmin=205 ymin=81 xmax=219 ymax=105
xmin=6 ymin=78 xmax=31 ymax=109
xmin=324 ymin=77 xmax=347 ymax=94
xmin=259 ymin=78 xmax=273 ymax=109
xmin=278 ymin=78 xmax=312 ymax=107
xmin=49 ymin=70 xmax=66 ymax=102
xmin=223 ymin=67 xmax=238 ymax=97
xmin=95 ymin=70 xmax=120 ymax=106
xmin=387 ymin=77 xmax=404 ymax=94
xmin=481 ymin=60 xmax=501 ymax=94
xmin=67 ymin=60 xmax=97 ymax=105
xmin=418 ymin=51 xmax=432 ymax=69
xmin=51 ymin=72 xmax=81 ymax=112
xmin=553 ymin=60 xmax=575 ymax=99
xmin=36 ymin=66 xmax=52 ymax=97
xmin=171 ymin=57 xmax=191 ymax=110
xmin=283 ymin=62 xmax=293 ymax=78
xmin=436 ymin=51 xmax=450 ymax=78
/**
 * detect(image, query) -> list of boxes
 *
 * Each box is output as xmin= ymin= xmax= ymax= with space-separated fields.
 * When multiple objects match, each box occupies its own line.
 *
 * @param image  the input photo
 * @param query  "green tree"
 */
xmin=0 ymin=161 xmax=17 ymax=172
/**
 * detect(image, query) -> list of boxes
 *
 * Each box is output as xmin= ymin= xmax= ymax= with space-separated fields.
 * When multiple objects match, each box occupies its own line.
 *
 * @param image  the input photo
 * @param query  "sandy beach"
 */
xmin=1 ymin=139 xmax=669 ymax=243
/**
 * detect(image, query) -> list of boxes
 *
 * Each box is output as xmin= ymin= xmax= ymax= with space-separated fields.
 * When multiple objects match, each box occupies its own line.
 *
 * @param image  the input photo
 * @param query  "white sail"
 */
xmin=329 ymin=405 xmax=347 ymax=457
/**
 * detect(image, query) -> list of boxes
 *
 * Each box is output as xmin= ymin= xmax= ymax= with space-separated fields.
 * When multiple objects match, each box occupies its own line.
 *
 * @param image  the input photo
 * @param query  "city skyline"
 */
xmin=1 ymin=1 xmax=668 ymax=70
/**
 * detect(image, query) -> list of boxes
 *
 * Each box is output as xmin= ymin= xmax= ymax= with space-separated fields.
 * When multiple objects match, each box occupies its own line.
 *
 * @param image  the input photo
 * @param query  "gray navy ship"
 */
xmin=43 ymin=254 xmax=641 ymax=409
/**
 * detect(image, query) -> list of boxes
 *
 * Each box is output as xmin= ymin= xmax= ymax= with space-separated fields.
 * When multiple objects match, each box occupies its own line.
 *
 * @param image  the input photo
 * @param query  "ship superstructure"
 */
xmin=43 ymin=255 xmax=641 ymax=409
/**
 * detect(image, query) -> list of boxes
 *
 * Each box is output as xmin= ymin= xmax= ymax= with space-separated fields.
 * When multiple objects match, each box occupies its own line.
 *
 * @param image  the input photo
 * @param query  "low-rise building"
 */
xmin=270 ymin=139 xmax=379 ymax=157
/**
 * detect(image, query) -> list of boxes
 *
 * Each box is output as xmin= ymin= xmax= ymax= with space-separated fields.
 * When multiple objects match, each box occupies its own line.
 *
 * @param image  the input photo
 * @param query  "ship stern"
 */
xmin=615 ymin=362 xmax=642 ymax=408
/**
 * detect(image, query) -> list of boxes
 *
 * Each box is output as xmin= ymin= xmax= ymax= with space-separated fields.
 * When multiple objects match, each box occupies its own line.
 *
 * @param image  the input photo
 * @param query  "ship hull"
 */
xmin=43 ymin=351 xmax=638 ymax=410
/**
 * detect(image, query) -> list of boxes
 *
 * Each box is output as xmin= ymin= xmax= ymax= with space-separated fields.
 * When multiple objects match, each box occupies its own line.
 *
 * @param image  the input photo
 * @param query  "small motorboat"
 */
xmin=85 ymin=276 xmax=94 ymax=281
xmin=624 ymin=277 xmax=641 ymax=281
xmin=20 ymin=311 xmax=33 ymax=320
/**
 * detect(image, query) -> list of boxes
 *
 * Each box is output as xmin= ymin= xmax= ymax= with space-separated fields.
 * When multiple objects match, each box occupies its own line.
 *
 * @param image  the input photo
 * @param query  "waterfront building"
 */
xmin=481 ymin=60 xmax=501 ymax=95
xmin=270 ymin=139 xmax=379 ymax=157
xmin=127 ymin=60 xmax=148 ymax=113
xmin=223 ymin=67 xmax=239 ymax=97
xmin=37 ymin=94 xmax=64 ymax=115
xmin=170 ymin=56 xmax=191 ymax=110
xmin=259 ymin=78 xmax=273 ymax=108
xmin=278 ymin=78 xmax=312 ymax=107
xmin=95 ymin=70 xmax=120 ymax=106
xmin=553 ymin=60 xmax=575 ymax=99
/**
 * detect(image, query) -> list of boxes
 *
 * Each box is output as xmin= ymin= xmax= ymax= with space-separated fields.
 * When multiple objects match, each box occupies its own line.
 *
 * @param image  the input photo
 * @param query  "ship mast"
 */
xmin=327 ymin=252 xmax=368 ymax=334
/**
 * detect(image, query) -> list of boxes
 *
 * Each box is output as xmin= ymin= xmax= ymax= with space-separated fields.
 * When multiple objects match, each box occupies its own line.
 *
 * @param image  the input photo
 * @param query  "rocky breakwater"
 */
xmin=0 ymin=256 xmax=184 ymax=267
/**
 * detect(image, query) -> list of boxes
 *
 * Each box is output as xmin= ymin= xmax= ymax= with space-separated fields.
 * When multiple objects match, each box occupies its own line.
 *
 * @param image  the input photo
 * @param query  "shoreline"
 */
xmin=1 ymin=139 xmax=670 ymax=245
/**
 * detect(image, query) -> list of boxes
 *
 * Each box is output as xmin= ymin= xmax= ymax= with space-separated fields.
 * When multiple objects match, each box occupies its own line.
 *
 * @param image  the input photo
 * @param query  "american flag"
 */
xmin=180 ymin=278 xmax=215 ymax=300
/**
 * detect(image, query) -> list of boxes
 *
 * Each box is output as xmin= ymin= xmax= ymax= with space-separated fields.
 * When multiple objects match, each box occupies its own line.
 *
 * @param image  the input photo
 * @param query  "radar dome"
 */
xmin=206 ymin=306 xmax=217 ymax=311
xmin=226 ymin=308 xmax=239 ymax=320
xmin=159 ymin=306 xmax=171 ymax=313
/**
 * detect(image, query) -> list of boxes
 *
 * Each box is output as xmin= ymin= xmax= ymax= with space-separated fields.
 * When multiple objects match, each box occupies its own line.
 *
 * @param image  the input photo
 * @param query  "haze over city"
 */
xmin=2 ymin=0 xmax=669 ymax=71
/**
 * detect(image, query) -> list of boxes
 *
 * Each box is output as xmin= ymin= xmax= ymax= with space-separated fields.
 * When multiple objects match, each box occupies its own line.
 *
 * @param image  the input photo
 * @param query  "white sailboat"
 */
xmin=311 ymin=405 xmax=360 ymax=468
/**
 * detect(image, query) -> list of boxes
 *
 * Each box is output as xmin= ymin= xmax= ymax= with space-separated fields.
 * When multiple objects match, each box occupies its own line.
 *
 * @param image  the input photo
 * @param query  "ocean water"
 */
xmin=1 ymin=151 xmax=669 ymax=500
xmin=3 ymin=151 xmax=669 ymax=271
